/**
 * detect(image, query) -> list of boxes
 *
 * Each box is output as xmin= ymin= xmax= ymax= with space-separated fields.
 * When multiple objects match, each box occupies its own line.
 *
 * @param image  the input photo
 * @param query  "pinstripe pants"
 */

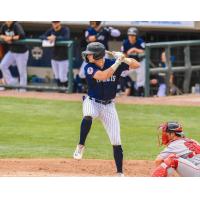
xmin=83 ymin=96 xmax=121 ymax=145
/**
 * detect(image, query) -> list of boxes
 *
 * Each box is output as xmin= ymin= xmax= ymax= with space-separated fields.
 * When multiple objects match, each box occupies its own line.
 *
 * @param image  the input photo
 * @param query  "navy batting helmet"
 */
xmin=82 ymin=42 xmax=105 ymax=62
xmin=127 ymin=27 xmax=138 ymax=36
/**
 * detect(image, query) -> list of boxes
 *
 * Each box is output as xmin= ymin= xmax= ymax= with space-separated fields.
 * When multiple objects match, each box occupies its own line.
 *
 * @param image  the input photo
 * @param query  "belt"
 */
xmin=89 ymin=97 xmax=112 ymax=105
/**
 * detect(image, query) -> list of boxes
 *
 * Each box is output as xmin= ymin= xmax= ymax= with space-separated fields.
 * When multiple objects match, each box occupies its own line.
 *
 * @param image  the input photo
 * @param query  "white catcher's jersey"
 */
xmin=159 ymin=138 xmax=200 ymax=176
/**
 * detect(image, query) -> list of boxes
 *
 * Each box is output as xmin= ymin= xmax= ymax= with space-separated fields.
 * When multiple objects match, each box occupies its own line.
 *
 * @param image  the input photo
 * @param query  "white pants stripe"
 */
xmin=51 ymin=59 xmax=69 ymax=82
xmin=83 ymin=96 xmax=121 ymax=145
xmin=0 ymin=50 xmax=29 ymax=86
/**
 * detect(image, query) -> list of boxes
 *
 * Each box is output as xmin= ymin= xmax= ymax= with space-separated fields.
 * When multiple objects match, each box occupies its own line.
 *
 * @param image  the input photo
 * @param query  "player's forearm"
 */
xmin=0 ymin=35 xmax=6 ymax=40
xmin=88 ymin=36 xmax=96 ymax=42
xmin=96 ymin=68 xmax=115 ymax=80
xmin=128 ymin=48 xmax=144 ymax=55
xmin=110 ymin=28 xmax=121 ymax=37
xmin=12 ymin=35 xmax=20 ymax=41
xmin=135 ymin=49 xmax=144 ymax=54
xmin=123 ymin=58 xmax=140 ymax=69
xmin=94 ymin=59 xmax=121 ymax=81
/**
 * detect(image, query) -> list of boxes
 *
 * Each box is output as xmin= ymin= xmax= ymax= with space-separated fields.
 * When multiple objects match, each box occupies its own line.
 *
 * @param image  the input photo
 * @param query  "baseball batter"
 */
xmin=0 ymin=21 xmax=29 ymax=90
xmin=152 ymin=122 xmax=200 ymax=177
xmin=73 ymin=42 xmax=140 ymax=176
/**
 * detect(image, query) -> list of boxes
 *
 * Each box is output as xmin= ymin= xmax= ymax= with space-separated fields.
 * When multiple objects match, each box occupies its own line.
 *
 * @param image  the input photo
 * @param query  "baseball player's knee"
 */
xmin=0 ymin=63 xmax=6 ymax=70
xmin=83 ymin=116 xmax=93 ymax=121
xmin=111 ymin=138 xmax=121 ymax=146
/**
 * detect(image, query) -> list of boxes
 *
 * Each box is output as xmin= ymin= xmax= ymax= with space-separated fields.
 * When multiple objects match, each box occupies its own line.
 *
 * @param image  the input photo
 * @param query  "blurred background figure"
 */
xmin=150 ymin=50 xmax=177 ymax=97
xmin=159 ymin=51 xmax=178 ymax=96
xmin=121 ymin=27 xmax=145 ymax=96
xmin=85 ymin=21 xmax=121 ymax=50
xmin=74 ymin=21 xmax=121 ymax=94
xmin=0 ymin=21 xmax=29 ymax=91
xmin=40 ymin=21 xmax=70 ymax=88
xmin=0 ymin=44 xmax=5 ymax=90
xmin=78 ymin=21 xmax=121 ymax=78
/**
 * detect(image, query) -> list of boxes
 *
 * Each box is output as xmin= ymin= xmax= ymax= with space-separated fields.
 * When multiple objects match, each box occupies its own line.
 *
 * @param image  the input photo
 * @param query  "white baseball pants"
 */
xmin=0 ymin=50 xmax=29 ymax=86
xmin=51 ymin=59 xmax=69 ymax=82
xmin=83 ymin=96 xmax=121 ymax=145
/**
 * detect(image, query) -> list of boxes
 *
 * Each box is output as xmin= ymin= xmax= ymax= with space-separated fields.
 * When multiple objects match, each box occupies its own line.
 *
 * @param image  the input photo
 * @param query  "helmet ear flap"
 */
xmin=93 ymin=51 xmax=105 ymax=60
xmin=82 ymin=52 xmax=89 ymax=63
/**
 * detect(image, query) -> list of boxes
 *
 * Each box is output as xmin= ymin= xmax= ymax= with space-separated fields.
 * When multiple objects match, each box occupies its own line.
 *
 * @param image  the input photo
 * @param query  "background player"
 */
xmin=0 ymin=21 xmax=29 ymax=91
xmin=85 ymin=21 xmax=121 ymax=49
xmin=121 ymin=27 xmax=145 ymax=96
xmin=40 ymin=21 xmax=70 ymax=88
xmin=152 ymin=122 xmax=200 ymax=177
xmin=79 ymin=21 xmax=121 ymax=79
xmin=73 ymin=42 xmax=140 ymax=176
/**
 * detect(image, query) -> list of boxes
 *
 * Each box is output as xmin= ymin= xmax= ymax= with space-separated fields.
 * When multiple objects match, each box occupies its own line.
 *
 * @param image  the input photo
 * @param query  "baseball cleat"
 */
xmin=73 ymin=145 xmax=85 ymax=160
xmin=116 ymin=173 xmax=125 ymax=177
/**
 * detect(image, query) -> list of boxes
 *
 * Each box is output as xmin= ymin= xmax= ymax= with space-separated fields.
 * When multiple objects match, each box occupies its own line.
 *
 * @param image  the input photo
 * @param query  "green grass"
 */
xmin=0 ymin=96 xmax=200 ymax=160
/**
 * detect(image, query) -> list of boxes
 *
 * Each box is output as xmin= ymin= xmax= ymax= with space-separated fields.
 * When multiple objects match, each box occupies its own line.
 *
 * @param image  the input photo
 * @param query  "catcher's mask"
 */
xmin=82 ymin=42 xmax=105 ymax=63
xmin=157 ymin=122 xmax=184 ymax=146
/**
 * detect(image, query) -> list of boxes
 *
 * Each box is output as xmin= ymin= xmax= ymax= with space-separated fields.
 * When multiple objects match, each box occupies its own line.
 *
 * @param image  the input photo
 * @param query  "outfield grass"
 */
xmin=0 ymin=97 xmax=200 ymax=160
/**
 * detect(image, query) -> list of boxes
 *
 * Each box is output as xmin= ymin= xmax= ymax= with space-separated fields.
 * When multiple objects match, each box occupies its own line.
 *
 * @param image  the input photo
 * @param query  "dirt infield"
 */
xmin=1 ymin=90 xmax=200 ymax=106
xmin=0 ymin=159 xmax=154 ymax=177
xmin=1 ymin=91 xmax=196 ymax=176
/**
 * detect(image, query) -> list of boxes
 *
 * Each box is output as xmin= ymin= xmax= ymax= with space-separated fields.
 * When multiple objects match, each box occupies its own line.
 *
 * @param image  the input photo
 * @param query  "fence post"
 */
xmin=183 ymin=46 xmax=192 ymax=93
xmin=67 ymin=41 xmax=74 ymax=93
xmin=165 ymin=47 xmax=172 ymax=95
xmin=145 ymin=46 xmax=150 ymax=97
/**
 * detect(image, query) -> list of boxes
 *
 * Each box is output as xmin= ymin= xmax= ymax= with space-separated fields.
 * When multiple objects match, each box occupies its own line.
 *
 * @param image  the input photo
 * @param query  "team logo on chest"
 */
xmin=87 ymin=67 xmax=94 ymax=75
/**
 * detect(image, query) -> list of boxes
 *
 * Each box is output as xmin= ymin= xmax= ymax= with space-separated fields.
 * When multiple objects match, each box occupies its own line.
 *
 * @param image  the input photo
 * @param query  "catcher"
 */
xmin=152 ymin=121 xmax=200 ymax=177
